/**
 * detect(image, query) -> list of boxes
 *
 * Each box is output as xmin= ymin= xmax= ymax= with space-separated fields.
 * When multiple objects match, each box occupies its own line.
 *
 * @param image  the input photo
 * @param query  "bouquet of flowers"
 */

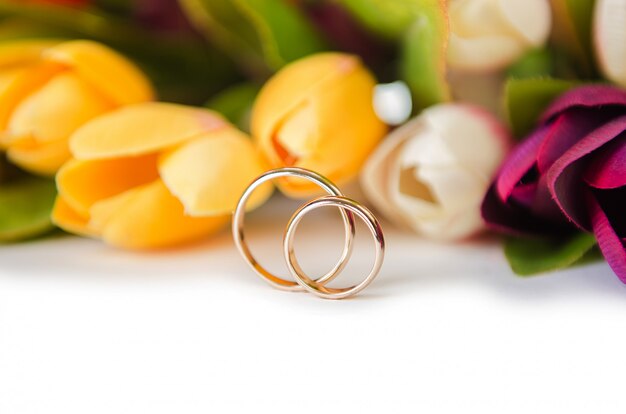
xmin=1 ymin=0 xmax=624 ymax=283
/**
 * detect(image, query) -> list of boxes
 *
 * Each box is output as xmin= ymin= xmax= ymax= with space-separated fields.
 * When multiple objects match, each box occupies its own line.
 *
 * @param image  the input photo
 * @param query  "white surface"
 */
xmin=1 ymin=196 xmax=625 ymax=413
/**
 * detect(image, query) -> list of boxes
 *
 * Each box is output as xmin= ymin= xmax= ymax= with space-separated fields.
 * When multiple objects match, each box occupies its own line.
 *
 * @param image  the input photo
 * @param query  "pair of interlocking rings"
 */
xmin=232 ymin=167 xmax=385 ymax=300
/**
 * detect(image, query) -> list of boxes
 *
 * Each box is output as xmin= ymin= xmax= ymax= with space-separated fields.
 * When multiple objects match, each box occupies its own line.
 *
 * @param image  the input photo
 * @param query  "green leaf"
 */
xmin=0 ymin=1 xmax=239 ymax=104
xmin=337 ymin=0 xmax=429 ymax=39
xmin=205 ymin=83 xmax=260 ymax=132
xmin=0 ymin=176 xmax=57 ymax=242
xmin=0 ymin=17 xmax=68 ymax=40
xmin=401 ymin=13 xmax=450 ymax=112
xmin=504 ymin=232 xmax=598 ymax=276
xmin=575 ymin=245 xmax=604 ymax=266
xmin=504 ymin=77 xmax=575 ymax=139
xmin=338 ymin=0 xmax=450 ymax=112
xmin=506 ymin=48 xmax=554 ymax=79
xmin=549 ymin=0 xmax=597 ymax=78
xmin=179 ymin=0 xmax=327 ymax=77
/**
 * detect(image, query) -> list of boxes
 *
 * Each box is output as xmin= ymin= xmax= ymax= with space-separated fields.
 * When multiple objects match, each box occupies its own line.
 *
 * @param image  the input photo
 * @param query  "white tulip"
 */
xmin=447 ymin=0 xmax=552 ymax=72
xmin=360 ymin=104 xmax=511 ymax=240
xmin=594 ymin=0 xmax=626 ymax=87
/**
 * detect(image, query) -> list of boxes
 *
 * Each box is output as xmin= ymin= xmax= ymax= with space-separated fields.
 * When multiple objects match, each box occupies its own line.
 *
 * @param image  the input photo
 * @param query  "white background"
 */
xmin=1 ymin=196 xmax=625 ymax=413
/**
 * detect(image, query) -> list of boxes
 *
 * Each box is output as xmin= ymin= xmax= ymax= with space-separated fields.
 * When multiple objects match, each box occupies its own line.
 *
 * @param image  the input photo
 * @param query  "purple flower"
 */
xmin=482 ymin=85 xmax=626 ymax=282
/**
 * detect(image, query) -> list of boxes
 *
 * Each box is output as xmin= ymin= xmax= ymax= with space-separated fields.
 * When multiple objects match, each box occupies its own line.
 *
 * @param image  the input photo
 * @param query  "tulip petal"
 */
xmin=280 ymin=60 xmax=386 ymax=196
xmin=548 ymin=115 xmax=626 ymax=229
xmin=158 ymin=129 xmax=273 ymax=216
xmin=407 ymin=165 xmax=486 ymax=212
xmin=56 ymin=154 xmax=159 ymax=216
xmin=6 ymin=136 xmax=71 ymax=176
xmin=360 ymin=119 xmax=416 ymax=228
xmin=510 ymin=183 xmax=537 ymax=208
xmin=529 ymin=174 xmax=571 ymax=225
xmin=584 ymin=135 xmax=626 ymax=189
xmin=254 ymin=53 xmax=386 ymax=197
xmin=536 ymin=107 xmax=617 ymax=173
xmin=482 ymin=184 xmax=542 ymax=235
xmin=482 ymin=183 xmax=566 ymax=235
xmin=495 ymin=125 xmax=547 ymax=201
xmin=253 ymin=53 xmax=362 ymax=163
xmin=418 ymin=105 xmax=510 ymax=175
xmin=593 ymin=0 xmax=626 ymax=87
xmin=70 ymin=103 xmax=227 ymax=159
xmin=593 ymin=186 xmax=626 ymax=238
xmin=96 ymin=180 xmax=229 ymax=250
xmin=87 ymin=188 xmax=139 ymax=234
xmin=541 ymin=84 xmax=626 ymax=122
xmin=447 ymin=0 xmax=550 ymax=72
xmin=499 ymin=0 xmax=552 ymax=47
xmin=44 ymin=40 xmax=154 ymax=105
xmin=274 ymin=101 xmax=318 ymax=164
xmin=587 ymin=191 xmax=626 ymax=283
xmin=0 ymin=40 xmax=55 ymax=68
xmin=51 ymin=195 xmax=95 ymax=237
xmin=9 ymin=72 xmax=113 ymax=143
xmin=448 ymin=33 xmax=525 ymax=72
xmin=415 ymin=204 xmax=484 ymax=240
xmin=0 ymin=62 xmax=62 ymax=132
xmin=389 ymin=164 xmax=443 ymax=220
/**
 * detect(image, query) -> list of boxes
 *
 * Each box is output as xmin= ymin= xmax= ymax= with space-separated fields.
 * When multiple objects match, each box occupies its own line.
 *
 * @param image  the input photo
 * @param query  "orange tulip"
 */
xmin=53 ymin=103 xmax=272 ymax=250
xmin=251 ymin=52 xmax=388 ymax=197
xmin=0 ymin=40 xmax=153 ymax=175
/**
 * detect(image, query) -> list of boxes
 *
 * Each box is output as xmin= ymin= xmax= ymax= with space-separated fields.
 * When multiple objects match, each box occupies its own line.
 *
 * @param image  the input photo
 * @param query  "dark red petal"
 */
xmin=592 ymin=187 xmax=626 ymax=239
xmin=482 ymin=184 xmax=571 ymax=236
xmin=510 ymin=183 xmax=536 ymax=208
xmin=530 ymin=175 xmax=570 ymax=224
xmin=536 ymin=108 xmax=619 ymax=173
xmin=587 ymin=192 xmax=626 ymax=283
xmin=584 ymin=134 xmax=626 ymax=189
xmin=495 ymin=125 xmax=547 ymax=201
xmin=547 ymin=115 xmax=626 ymax=229
xmin=541 ymin=85 xmax=626 ymax=123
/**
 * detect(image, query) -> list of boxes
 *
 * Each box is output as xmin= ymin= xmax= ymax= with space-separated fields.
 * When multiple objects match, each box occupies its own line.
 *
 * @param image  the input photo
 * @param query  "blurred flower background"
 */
xmin=0 ymin=0 xmax=625 ymax=283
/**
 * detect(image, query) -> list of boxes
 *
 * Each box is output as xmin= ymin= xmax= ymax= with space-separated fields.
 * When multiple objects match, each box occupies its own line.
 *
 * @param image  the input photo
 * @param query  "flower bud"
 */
xmin=53 ymin=103 xmax=272 ymax=249
xmin=251 ymin=52 xmax=388 ymax=197
xmin=0 ymin=40 xmax=153 ymax=175
xmin=361 ymin=104 xmax=511 ymax=240
xmin=447 ymin=0 xmax=551 ymax=72
xmin=594 ymin=0 xmax=626 ymax=87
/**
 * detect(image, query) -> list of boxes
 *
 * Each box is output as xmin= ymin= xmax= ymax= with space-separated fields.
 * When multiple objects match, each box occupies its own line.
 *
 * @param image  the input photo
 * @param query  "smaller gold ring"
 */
xmin=283 ymin=196 xmax=385 ymax=300
xmin=232 ymin=168 xmax=355 ymax=291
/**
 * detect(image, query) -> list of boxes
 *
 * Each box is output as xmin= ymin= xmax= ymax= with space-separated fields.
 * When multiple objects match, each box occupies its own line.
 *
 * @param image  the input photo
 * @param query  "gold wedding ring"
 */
xmin=284 ymin=195 xmax=385 ymax=299
xmin=232 ymin=168 xmax=355 ymax=291
xmin=232 ymin=167 xmax=384 ymax=299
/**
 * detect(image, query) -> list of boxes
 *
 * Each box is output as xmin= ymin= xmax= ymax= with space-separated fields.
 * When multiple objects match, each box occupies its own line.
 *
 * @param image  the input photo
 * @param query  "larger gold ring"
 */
xmin=232 ymin=168 xmax=355 ymax=291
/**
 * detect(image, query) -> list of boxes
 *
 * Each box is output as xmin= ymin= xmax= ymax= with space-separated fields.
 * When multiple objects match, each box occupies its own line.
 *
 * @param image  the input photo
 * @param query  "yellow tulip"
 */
xmin=0 ymin=39 xmax=153 ymax=175
xmin=251 ymin=52 xmax=388 ymax=197
xmin=52 ymin=102 xmax=273 ymax=250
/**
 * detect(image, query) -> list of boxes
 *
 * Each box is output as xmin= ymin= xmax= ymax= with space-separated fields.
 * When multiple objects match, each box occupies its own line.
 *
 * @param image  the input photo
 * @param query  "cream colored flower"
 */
xmin=594 ymin=0 xmax=626 ymax=87
xmin=447 ymin=0 xmax=552 ymax=72
xmin=361 ymin=104 xmax=511 ymax=240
